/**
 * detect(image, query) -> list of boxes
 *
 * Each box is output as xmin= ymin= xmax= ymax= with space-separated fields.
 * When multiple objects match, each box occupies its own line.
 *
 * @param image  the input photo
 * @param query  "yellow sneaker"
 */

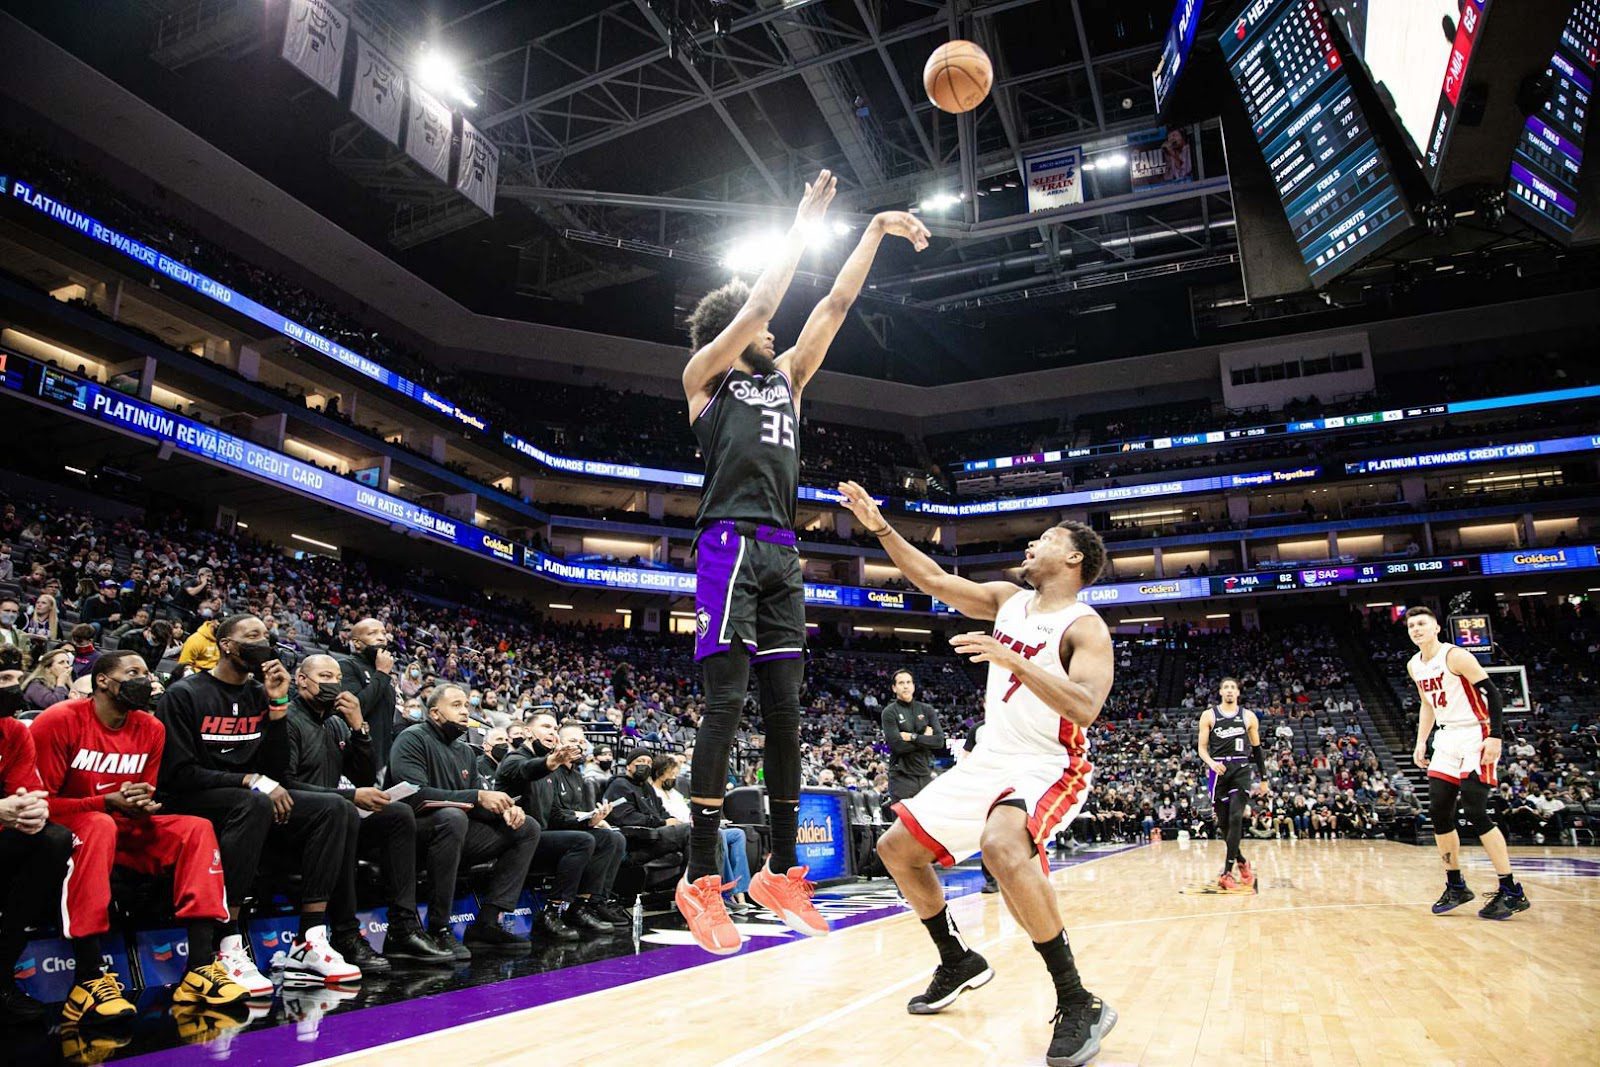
xmin=60 ymin=972 xmax=137 ymax=1025
xmin=171 ymin=1002 xmax=251 ymax=1048
xmin=171 ymin=959 xmax=251 ymax=1007
xmin=59 ymin=1025 xmax=132 ymax=1065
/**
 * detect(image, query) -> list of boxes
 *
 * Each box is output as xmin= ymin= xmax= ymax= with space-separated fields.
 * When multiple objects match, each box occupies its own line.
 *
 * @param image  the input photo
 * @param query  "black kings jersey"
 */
xmin=1207 ymin=706 xmax=1251 ymax=761
xmin=693 ymin=367 xmax=800 ymax=530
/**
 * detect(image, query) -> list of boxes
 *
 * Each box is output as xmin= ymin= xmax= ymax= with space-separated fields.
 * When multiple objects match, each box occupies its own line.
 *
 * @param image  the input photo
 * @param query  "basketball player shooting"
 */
xmin=837 ymin=480 xmax=1119 ymax=1067
xmin=1197 ymin=678 xmax=1267 ymax=890
xmin=1405 ymin=606 xmax=1529 ymax=920
xmin=675 ymin=171 xmax=930 ymax=955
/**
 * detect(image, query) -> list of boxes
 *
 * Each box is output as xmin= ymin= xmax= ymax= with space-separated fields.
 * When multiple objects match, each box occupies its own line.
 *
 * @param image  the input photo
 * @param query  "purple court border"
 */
xmin=120 ymin=845 xmax=1143 ymax=1066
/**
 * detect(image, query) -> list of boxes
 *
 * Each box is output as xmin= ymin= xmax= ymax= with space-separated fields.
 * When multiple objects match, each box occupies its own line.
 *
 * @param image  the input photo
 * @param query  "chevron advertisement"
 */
xmin=132 ymin=927 xmax=191 ymax=988
xmin=12 ymin=935 xmax=131 ymax=1004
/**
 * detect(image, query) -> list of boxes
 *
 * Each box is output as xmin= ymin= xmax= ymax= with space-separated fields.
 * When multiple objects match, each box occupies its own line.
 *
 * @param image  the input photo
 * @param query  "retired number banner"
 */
xmin=281 ymin=0 xmax=348 ymax=98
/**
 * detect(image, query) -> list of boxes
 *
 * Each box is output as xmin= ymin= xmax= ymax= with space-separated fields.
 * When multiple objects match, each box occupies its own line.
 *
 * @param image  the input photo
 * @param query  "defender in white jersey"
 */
xmin=837 ymin=481 xmax=1118 ymax=1067
xmin=1404 ymin=606 xmax=1529 ymax=921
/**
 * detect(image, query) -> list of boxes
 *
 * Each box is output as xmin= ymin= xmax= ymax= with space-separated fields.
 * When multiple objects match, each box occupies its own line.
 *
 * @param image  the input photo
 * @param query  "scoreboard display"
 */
xmin=1221 ymin=0 xmax=1413 ymax=284
xmin=1508 ymin=0 xmax=1598 ymax=240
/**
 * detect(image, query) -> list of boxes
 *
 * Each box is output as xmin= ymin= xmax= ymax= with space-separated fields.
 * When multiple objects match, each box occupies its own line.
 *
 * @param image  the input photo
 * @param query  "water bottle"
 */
xmin=631 ymin=897 xmax=644 ymax=941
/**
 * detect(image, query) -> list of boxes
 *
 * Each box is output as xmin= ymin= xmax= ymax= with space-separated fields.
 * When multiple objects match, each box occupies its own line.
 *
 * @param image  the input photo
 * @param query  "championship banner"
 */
xmin=455 ymin=118 xmax=500 ymax=215
xmin=1129 ymin=125 xmax=1196 ymax=190
xmin=280 ymin=0 xmax=348 ymax=98
xmin=1024 ymin=145 xmax=1084 ymax=213
xmin=351 ymin=35 xmax=406 ymax=145
xmin=405 ymin=85 xmax=453 ymax=183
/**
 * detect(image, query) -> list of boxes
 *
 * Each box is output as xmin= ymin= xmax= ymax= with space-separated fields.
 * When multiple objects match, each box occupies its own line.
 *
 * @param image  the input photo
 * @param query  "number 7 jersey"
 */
xmin=693 ymin=366 xmax=800 ymax=531
xmin=981 ymin=590 xmax=1102 ymax=758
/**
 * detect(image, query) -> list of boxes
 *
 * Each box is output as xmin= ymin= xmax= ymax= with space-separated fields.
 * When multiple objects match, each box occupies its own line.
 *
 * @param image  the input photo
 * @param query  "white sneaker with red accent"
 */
xmin=216 ymin=935 xmax=275 ymax=998
xmin=276 ymin=926 xmax=363 ymax=986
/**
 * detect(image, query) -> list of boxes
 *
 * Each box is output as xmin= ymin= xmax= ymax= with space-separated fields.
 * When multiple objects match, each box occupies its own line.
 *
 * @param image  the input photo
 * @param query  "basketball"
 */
xmin=923 ymin=39 xmax=993 ymax=114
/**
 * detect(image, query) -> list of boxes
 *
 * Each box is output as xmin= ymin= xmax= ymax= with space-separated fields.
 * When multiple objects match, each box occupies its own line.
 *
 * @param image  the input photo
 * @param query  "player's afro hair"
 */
xmin=687 ymin=279 xmax=752 ymax=352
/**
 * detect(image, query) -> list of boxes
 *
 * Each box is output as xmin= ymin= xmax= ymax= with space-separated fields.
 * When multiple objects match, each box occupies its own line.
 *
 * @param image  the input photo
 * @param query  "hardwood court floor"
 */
xmin=314 ymin=841 xmax=1600 ymax=1067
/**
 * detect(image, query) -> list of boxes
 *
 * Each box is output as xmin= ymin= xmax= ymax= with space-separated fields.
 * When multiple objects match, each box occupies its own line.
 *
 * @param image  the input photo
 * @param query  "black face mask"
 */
xmin=509 ymin=737 xmax=526 ymax=749
xmin=629 ymin=766 xmax=651 ymax=784
xmin=309 ymin=681 xmax=343 ymax=711
xmin=490 ymin=743 xmax=510 ymax=763
xmin=597 ymin=759 xmax=613 ymax=772
xmin=359 ymin=643 xmax=381 ymax=665
xmin=434 ymin=719 xmax=467 ymax=742
xmin=0 ymin=684 xmax=23 ymax=718
xmin=112 ymin=675 xmax=154 ymax=711
xmin=662 ymin=777 xmax=678 ymax=791
xmin=232 ymin=640 xmax=275 ymax=675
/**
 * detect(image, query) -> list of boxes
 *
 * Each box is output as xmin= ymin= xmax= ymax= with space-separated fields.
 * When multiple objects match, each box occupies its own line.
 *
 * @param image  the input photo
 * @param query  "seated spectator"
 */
xmin=78 ymin=580 xmax=124 ymax=637
xmin=68 ymin=625 xmax=101 ymax=681
xmin=22 ymin=593 xmax=59 ymax=647
xmin=0 ymin=658 xmax=74 ymax=1027
xmin=117 ymin=618 xmax=173 ymax=674
xmin=605 ymin=748 xmax=692 ymax=860
xmin=0 ymin=597 xmax=31 ymax=669
xmin=280 ymin=655 xmax=454 ymax=968
xmin=31 ymin=651 xmax=250 ymax=1022
xmin=659 ymin=754 xmax=751 ymax=912
xmin=583 ymin=744 xmax=616 ymax=787
xmin=478 ymin=727 xmax=510 ymax=790
xmin=22 ymin=647 xmax=73 ymax=711
xmin=157 ymin=613 xmax=361 ymax=992
xmin=178 ymin=618 xmax=219 ymax=672
xmin=388 ymin=684 xmax=538 ymax=957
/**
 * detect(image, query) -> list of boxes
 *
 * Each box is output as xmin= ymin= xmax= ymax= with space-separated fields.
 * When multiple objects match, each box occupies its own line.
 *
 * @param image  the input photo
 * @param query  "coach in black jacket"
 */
xmin=881 ymin=669 xmax=945 ymax=802
xmin=387 ymin=684 xmax=537 ymax=956
xmin=497 ymin=715 xmax=630 ymax=937
xmin=281 ymin=655 xmax=451 ymax=967
xmin=337 ymin=619 xmax=401 ymax=775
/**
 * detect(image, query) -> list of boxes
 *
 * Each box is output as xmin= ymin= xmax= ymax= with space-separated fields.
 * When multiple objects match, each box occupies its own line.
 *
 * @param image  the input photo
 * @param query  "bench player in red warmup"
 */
xmin=31 ymin=650 xmax=248 ymax=1023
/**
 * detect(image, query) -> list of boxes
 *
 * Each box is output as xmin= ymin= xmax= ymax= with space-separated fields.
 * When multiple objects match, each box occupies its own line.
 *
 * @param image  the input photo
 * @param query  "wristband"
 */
xmin=250 ymin=775 xmax=280 ymax=794
xmin=268 ymin=696 xmax=290 ymax=707
xmin=868 ymin=523 xmax=892 ymax=537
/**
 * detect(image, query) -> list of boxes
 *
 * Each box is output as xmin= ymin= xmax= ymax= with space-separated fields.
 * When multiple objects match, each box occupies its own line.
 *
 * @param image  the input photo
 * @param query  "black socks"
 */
xmin=1498 ymin=872 xmax=1518 ymax=893
xmin=921 ymin=907 xmax=970 ymax=966
xmin=689 ymin=803 xmax=723 ymax=881
xmin=1446 ymin=869 xmax=1466 ymax=888
xmin=1033 ymin=930 xmax=1088 ymax=1007
xmin=187 ymin=922 xmax=215 ymax=965
xmin=72 ymin=938 xmax=104 ymax=985
xmin=769 ymin=800 xmax=799 ymax=873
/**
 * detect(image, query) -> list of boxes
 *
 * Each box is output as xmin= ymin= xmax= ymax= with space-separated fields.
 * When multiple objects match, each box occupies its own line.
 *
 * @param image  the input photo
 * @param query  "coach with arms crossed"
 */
xmin=882 ymin=669 xmax=945 ymax=803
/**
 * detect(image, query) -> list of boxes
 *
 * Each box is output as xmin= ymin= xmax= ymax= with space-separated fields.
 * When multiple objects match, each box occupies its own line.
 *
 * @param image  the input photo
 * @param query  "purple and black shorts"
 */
xmin=693 ymin=520 xmax=806 ymax=663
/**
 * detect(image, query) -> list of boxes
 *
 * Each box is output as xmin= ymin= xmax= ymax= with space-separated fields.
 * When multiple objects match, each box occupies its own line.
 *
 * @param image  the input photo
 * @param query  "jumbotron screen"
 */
xmin=1221 ymin=0 xmax=1413 ymax=284
xmin=1507 ymin=0 xmax=1599 ymax=241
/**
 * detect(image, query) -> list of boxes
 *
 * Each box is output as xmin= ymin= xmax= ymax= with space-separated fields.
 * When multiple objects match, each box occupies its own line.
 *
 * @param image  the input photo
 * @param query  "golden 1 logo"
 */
xmin=1138 ymin=582 xmax=1183 ymax=596
xmin=482 ymin=535 xmax=515 ymax=560
xmin=867 ymin=590 xmax=907 ymax=608
xmin=1511 ymin=551 xmax=1566 ymax=567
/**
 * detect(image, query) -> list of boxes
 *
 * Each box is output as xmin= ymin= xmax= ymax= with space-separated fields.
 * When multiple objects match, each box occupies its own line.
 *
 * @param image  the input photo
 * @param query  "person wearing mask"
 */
xmin=387 ymin=684 xmax=538 ymax=958
xmin=606 ymin=749 xmax=693 ymax=859
xmin=79 ymin=580 xmax=123 ymax=637
xmin=498 ymin=714 xmax=630 ymax=938
xmin=337 ymin=618 xmax=400 ymax=776
xmin=178 ymin=617 xmax=220 ymax=672
xmin=399 ymin=661 xmax=424 ymax=700
xmin=156 ymin=614 xmax=361 ymax=994
xmin=582 ymin=745 xmax=616 ymax=788
xmin=117 ymin=618 xmax=173 ymax=674
xmin=67 ymin=624 xmax=102 ymax=681
xmin=0 ymin=544 xmax=12 ymax=584
xmin=657 ymin=754 xmax=751 ymax=912
xmin=881 ymin=670 xmax=946 ymax=805
xmin=178 ymin=569 xmax=212 ymax=620
xmin=23 ymin=647 xmax=74 ymax=711
xmin=31 ymin=651 xmax=249 ymax=1023
xmin=478 ymin=727 xmax=510 ymax=790
xmin=0 ymin=662 xmax=74 ymax=1024
xmin=0 ymin=597 xmax=31 ymax=669
xmin=280 ymin=655 xmax=453 ymax=968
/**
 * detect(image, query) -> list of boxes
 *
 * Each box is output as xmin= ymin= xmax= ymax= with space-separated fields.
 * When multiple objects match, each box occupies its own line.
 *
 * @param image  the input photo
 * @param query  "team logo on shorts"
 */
xmin=696 ymin=608 xmax=710 ymax=640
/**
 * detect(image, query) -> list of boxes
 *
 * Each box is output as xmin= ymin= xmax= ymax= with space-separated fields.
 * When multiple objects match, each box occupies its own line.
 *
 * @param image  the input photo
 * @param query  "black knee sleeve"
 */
xmin=1428 ymin=777 xmax=1461 ymax=833
xmin=1460 ymin=776 xmax=1496 ymax=836
xmin=690 ymin=647 xmax=750 ymax=799
xmin=755 ymin=656 xmax=804 ymax=802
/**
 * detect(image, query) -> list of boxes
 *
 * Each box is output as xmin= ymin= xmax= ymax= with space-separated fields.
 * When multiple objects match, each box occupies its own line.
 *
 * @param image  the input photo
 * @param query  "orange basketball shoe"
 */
xmin=1237 ymin=861 xmax=1255 ymax=888
xmin=1218 ymin=871 xmax=1240 ymax=891
xmin=675 ymin=875 xmax=743 ymax=956
xmin=749 ymin=865 xmax=829 ymax=937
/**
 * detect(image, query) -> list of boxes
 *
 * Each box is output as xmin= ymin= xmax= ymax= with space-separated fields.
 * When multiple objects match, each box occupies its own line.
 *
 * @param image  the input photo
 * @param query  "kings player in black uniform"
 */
xmin=1197 ymin=678 xmax=1267 ymax=890
xmin=674 ymin=169 xmax=929 ymax=954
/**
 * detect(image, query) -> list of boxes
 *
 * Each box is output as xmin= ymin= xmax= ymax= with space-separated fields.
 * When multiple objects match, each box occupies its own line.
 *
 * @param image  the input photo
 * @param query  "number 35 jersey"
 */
xmin=693 ymin=367 xmax=800 ymax=531
xmin=981 ymin=591 xmax=1102 ymax=759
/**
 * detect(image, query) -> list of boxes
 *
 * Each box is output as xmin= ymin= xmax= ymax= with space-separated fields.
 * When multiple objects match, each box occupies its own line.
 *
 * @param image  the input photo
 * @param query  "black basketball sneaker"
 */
xmin=1046 ymin=993 xmax=1119 ymax=1066
xmin=906 ymin=950 xmax=994 ymax=1014
xmin=1431 ymin=883 xmax=1476 ymax=914
xmin=1477 ymin=885 xmax=1530 ymax=920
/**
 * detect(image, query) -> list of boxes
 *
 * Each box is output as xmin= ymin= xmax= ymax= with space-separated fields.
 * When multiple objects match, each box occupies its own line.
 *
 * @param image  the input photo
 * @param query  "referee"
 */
xmin=880 ymin=670 xmax=945 ymax=803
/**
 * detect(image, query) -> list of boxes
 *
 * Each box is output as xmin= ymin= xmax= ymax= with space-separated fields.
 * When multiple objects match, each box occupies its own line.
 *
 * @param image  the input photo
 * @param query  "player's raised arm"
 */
xmin=836 ymin=480 xmax=1015 ymax=621
xmin=779 ymin=211 xmax=929 ymax=397
xmin=682 ymin=170 xmax=837 ymax=417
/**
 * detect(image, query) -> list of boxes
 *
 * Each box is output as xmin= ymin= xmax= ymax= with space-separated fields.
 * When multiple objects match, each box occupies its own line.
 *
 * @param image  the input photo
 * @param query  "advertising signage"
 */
xmin=1344 ymin=434 xmax=1600 ymax=475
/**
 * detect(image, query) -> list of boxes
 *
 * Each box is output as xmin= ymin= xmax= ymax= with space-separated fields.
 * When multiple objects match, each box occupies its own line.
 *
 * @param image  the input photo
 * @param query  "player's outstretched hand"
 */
xmin=795 ymin=169 xmax=837 ymax=229
xmin=1412 ymin=745 xmax=1429 ymax=769
xmin=836 ymin=480 xmax=886 ymax=532
xmin=1479 ymin=736 xmax=1502 ymax=766
xmin=950 ymin=632 xmax=1022 ymax=671
xmin=873 ymin=211 xmax=931 ymax=251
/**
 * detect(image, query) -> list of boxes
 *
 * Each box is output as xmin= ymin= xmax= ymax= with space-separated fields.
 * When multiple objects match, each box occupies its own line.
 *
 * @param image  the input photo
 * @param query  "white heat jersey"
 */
xmin=1407 ymin=644 xmax=1488 ymax=730
xmin=980 ymin=590 xmax=1101 ymax=757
